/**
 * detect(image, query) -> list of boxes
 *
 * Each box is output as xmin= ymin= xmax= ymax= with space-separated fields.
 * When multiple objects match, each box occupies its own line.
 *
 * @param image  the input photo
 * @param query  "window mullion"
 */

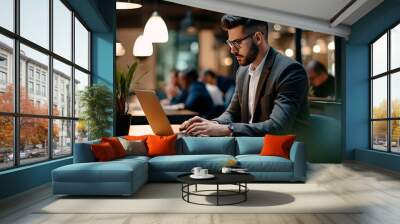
xmin=388 ymin=29 xmax=391 ymax=152
xmin=48 ymin=0 xmax=54 ymax=160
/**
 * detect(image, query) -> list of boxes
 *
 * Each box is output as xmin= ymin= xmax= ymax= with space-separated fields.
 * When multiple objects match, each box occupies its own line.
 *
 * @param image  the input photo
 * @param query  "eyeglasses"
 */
xmin=226 ymin=32 xmax=258 ymax=49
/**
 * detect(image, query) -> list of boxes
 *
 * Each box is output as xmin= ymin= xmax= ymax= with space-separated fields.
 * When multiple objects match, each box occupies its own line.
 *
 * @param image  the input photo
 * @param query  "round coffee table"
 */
xmin=177 ymin=173 xmax=255 ymax=206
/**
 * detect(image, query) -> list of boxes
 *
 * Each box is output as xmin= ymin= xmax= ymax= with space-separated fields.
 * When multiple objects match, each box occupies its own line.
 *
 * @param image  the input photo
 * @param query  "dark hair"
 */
xmin=308 ymin=60 xmax=328 ymax=76
xmin=221 ymin=15 xmax=268 ymax=39
xmin=203 ymin=69 xmax=217 ymax=79
xmin=181 ymin=68 xmax=198 ymax=82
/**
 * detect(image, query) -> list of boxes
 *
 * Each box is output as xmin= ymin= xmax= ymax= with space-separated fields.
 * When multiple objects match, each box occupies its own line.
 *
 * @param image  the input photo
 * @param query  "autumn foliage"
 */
xmin=0 ymin=85 xmax=59 ymax=151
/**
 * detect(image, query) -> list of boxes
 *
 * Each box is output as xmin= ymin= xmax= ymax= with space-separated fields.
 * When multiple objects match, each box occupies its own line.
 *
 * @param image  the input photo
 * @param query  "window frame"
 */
xmin=369 ymin=19 xmax=400 ymax=154
xmin=0 ymin=0 xmax=92 ymax=171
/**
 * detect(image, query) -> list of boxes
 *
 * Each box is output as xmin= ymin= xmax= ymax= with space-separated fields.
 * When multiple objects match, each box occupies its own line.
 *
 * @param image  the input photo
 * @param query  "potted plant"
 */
xmin=79 ymin=84 xmax=113 ymax=140
xmin=115 ymin=61 xmax=138 ymax=136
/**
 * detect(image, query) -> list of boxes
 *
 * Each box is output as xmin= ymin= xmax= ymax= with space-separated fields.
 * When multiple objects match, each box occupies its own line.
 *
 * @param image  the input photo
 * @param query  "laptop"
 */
xmin=134 ymin=89 xmax=183 ymax=136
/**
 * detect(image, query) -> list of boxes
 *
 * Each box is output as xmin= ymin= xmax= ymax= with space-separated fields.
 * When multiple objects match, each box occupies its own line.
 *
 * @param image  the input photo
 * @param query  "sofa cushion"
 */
xmin=260 ymin=134 xmax=296 ymax=159
xmin=177 ymin=137 xmax=235 ymax=155
xmin=118 ymin=138 xmax=147 ymax=156
xmin=235 ymin=137 xmax=263 ymax=155
xmin=147 ymin=135 xmax=177 ymax=157
xmin=52 ymin=158 xmax=147 ymax=183
xmin=102 ymin=137 xmax=127 ymax=158
xmin=236 ymin=155 xmax=293 ymax=172
xmin=73 ymin=140 xmax=101 ymax=163
xmin=90 ymin=142 xmax=118 ymax=162
xmin=148 ymin=154 xmax=235 ymax=172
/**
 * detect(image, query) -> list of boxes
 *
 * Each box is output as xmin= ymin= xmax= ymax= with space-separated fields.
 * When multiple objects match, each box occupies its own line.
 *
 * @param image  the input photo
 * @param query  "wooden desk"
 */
xmin=131 ymin=109 xmax=198 ymax=125
xmin=129 ymin=125 xmax=181 ymax=135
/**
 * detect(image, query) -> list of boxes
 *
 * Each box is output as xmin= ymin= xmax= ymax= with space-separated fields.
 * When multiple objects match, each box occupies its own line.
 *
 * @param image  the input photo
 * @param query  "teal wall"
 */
xmin=345 ymin=0 xmax=400 ymax=170
xmin=0 ymin=0 xmax=116 ymax=200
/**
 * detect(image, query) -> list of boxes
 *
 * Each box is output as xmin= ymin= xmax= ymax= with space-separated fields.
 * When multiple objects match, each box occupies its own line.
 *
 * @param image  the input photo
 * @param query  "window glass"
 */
xmin=372 ymin=34 xmax=387 ymax=76
xmin=391 ymin=24 xmax=400 ymax=70
xmin=20 ymin=117 xmax=49 ymax=165
xmin=53 ymin=59 xmax=72 ymax=117
xmin=269 ymin=24 xmax=295 ymax=59
xmin=391 ymin=120 xmax=400 ymax=153
xmin=0 ymin=0 xmax=14 ymax=31
xmin=0 ymin=116 xmax=13 ymax=170
xmin=20 ymin=0 xmax=49 ymax=49
xmin=391 ymin=72 xmax=400 ymax=118
xmin=20 ymin=44 xmax=49 ymax=115
xmin=75 ymin=120 xmax=88 ymax=143
xmin=372 ymin=121 xmax=388 ymax=151
xmin=53 ymin=119 xmax=72 ymax=157
xmin=74 ymin=69 xmax=89 ymax=118
xmin=372 ymin=76 xmax=387 ymax=119
xmin=53 ymin=0 xmax=72 ymax=60
xmin=74 ymin=18 xmax=89 ymax=70
xmin=0 ymin=35 xmax=14 ymax=112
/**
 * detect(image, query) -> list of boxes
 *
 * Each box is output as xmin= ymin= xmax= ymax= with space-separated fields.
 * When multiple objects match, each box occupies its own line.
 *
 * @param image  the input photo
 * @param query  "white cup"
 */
xmin=200 ymin=169 xmax=208 ymax=176
xmin=221 ymin=167 xmax=232 ymax=174
xmin=191 ymin=167 xmax=202 ymax=176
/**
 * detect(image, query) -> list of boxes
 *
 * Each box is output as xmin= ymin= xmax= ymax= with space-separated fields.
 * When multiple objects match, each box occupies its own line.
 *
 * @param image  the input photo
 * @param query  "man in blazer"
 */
xmin=180 ymin=15 xmax=309 ymax=137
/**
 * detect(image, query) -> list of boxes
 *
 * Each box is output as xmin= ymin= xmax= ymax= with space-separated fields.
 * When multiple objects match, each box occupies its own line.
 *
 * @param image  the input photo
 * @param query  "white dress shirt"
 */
xmin=205 ymin=84 xmax=224 ymax=106
xmin=248 ymin=50 xmax=268 ymax=123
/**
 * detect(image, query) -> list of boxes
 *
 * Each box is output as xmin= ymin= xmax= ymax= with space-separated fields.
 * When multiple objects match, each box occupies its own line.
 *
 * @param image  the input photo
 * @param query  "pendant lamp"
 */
xmin=133 ymin=34 xmax=153 ymax=57
xmin=116 ymin=42 xmax=126 ymax=56
xmin=143 ymin=11 xmax=168 ymax=43
xmin=116 ymin=0 xmax=143 ymax=10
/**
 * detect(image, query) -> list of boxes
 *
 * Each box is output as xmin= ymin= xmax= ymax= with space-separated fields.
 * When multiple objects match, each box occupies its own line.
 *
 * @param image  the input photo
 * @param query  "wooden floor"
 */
xmin=1 ymin=162 xmax=400 ymax=224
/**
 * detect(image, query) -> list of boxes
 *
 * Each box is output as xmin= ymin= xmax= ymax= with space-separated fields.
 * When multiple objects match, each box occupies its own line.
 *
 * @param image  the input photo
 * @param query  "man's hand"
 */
xmin=182 ymin=119 xmax=232 ymax=137
xmin=179 ymin=116 xmax=208 ymax=131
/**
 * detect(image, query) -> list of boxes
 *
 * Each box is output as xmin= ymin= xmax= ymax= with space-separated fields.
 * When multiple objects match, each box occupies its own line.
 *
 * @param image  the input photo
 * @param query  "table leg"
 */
xmin=245 ymin=183 xmax=247 ymax=201
xmin=217 ymin=184 xmax=219 ymax=206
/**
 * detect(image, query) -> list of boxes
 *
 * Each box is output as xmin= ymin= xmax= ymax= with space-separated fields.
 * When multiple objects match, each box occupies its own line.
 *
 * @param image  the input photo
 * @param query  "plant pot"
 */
xmin=116 ymin=114 xmax=131 ymax=136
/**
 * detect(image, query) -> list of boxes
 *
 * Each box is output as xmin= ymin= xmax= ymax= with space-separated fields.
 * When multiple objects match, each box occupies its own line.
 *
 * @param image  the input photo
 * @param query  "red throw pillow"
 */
xmin=101 ymin=137 xmax=126 ymax=158
xmin=146 ymin=135 xmax=177 ymax=157
xmin=124 ymin=135 xmax=149 ymax=141
xmin=91 ymin=142 xmax=118 ymax=161
xmin=260 ymin=134 xmax=296 ymax=159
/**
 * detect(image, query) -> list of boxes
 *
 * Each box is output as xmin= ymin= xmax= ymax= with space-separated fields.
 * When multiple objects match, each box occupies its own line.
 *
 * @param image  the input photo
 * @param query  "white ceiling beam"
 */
xmin=330 ymin=0 xmax=368 ymax=27
xmin=164 ymin=0 xmax=351 ymax=38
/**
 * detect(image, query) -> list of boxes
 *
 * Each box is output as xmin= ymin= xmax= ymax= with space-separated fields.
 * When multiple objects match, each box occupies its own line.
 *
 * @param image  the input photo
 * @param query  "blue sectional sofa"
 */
xmin=52 ymin=137 xmax=306 ymax=196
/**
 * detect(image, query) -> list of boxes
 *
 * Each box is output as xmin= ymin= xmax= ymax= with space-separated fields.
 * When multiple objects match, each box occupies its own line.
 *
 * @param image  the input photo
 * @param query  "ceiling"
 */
xmin=163 ymin=0 xmax=384 ymax=38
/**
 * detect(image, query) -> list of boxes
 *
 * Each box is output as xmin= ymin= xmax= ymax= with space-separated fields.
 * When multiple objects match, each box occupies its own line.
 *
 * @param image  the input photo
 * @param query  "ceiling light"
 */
xmin=116 ymin=0 xmax=142 ymax=10
xmin=285 ymin=48 xmax=294 ymax=57
xmin=133 ymin=34 xmax=153 ymax=57
xmin=116 ymin=42 xmax=126 ymax=56
xmin=144 ymin=11 xmax=169 ymax=43
xmin=313 ymin=45 xmax=321 ymax=53
xmin=273 ymin=24 xmax=282 ymax=32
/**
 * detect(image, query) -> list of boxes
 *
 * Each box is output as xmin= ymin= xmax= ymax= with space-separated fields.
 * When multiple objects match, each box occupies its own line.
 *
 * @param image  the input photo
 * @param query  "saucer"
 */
xmin=190 ymin=174 xmax=215 ymax=179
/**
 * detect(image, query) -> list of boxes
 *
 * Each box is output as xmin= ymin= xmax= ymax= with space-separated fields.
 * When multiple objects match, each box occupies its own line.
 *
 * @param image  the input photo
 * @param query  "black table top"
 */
xmin=177 ymin=172 xmax=255 ymax=185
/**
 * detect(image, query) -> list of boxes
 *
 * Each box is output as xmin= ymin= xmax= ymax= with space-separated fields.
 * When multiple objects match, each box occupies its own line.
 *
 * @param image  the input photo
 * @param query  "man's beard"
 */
xmin=238 ymin=41 xmax=259 ymax=66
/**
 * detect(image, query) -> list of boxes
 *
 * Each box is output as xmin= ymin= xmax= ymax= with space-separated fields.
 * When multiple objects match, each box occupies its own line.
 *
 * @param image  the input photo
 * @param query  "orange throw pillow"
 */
xmin=101 ymin=137 xmax=126 ymax=158
xmin=260 ymin=134 xmax=296 ymax=159
xmin=124 ymin=135 xmax=149 ymax=141
xmin=146 ymin=135 xmax=177 ymax=157
xmin=91 ymin=142 xmax=117 ymax=161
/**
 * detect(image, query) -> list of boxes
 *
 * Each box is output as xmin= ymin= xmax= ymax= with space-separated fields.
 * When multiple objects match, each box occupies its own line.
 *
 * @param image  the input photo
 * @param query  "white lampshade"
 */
xmin=143 ymin=11 xmax=168 ymax=43
xmin=116 ymin=0 xmax=142 ymax=10
xmin=133 ymin=34 xmax=153 ymax=57
xmin=116 ymin=42 xmax=126 ymax=56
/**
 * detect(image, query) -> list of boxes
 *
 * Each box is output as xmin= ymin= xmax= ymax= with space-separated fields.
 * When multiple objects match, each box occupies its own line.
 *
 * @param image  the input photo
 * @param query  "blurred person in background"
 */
xmin=161 ymin=69 xmax=181 ymax=105
xmin=306 ymin=60 xmax=335 ymax=99
xmin=199 ymin=69 xmax=224 ymax=107
xmin=166 ymin=68 xmax=214 ymax=117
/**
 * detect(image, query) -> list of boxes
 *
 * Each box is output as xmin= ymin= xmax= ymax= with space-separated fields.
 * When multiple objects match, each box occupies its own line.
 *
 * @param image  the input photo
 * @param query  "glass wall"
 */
xmin=0 ymin=0 xmax=91 ymax=170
